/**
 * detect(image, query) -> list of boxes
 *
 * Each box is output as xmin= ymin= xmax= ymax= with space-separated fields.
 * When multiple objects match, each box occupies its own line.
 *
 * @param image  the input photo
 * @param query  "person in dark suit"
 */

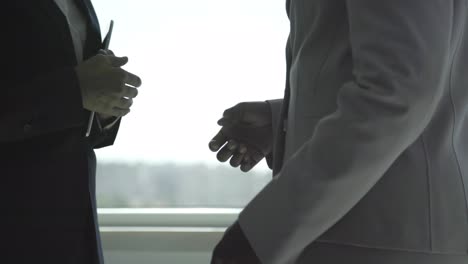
xmin=209 ymin=0 xmax=468 ymax=263
xmin=2 ymin=1 xmax=141 ymax=263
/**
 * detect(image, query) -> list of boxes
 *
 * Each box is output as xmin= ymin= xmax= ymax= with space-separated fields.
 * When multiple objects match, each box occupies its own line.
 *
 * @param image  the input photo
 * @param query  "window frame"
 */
xmin=98 ymin=208 xmax=240 ymax=252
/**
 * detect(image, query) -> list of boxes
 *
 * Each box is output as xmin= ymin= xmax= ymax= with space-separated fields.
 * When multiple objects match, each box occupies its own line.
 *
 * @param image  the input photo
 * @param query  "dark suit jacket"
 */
xmin=2 ymin=1 xmax=119 ymax=263
xmin=240 ymin=0 xmax=468 ymax=263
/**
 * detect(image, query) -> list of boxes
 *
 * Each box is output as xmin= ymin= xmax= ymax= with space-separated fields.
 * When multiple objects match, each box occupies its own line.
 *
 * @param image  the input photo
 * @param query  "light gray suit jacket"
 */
xmin=238 ymin=0 xmax=468 ymax=263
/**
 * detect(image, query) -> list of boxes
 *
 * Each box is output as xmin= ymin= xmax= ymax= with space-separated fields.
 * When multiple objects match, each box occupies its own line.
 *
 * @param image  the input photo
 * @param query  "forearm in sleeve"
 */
xmin=238 ymin=0 xmax=454 ymax=263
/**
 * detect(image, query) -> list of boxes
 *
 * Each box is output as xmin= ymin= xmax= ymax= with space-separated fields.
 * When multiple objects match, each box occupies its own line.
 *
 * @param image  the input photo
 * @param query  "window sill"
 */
xmin=98 ymin=208 xmax=240 ymax=252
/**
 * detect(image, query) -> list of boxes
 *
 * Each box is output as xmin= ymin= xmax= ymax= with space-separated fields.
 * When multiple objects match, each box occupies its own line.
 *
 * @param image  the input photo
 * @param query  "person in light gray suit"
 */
xmin=208 ymin=0 xmax=468 ymax=263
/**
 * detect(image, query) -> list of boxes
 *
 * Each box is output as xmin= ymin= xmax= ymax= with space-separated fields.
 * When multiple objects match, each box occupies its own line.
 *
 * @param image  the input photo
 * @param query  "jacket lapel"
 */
xmin=31 ymin=1 xmax=77 ymax=64
xmin=74 ymin=0 xmax=102 ymax=59
xmin=35 ymin=1 xmax=70 ymax=41
xmin=74 ymin=0 xmax=101 ymax=35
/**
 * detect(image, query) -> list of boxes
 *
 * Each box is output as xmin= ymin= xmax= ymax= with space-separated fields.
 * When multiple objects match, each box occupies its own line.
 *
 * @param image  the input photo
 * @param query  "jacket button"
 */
xmin=23 ymin=124 xmax=32 ymax=133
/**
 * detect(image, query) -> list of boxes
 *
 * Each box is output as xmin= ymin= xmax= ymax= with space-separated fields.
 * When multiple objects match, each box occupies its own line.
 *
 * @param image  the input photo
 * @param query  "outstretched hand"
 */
xmin=209 ymin=102 xmax=273 ymax=172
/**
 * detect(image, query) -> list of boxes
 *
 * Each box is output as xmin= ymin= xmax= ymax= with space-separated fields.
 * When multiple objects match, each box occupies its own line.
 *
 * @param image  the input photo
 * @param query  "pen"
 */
xmin=86 ymin=20 xmax=114 ymax=137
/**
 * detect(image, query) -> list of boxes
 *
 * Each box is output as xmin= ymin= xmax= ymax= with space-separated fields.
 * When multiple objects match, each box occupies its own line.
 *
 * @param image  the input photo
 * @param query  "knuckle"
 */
xmin=101 ymin=102 xmax=111 ymax=112
xmin=95 ymin=54 xmax=106 ymax=63
xmin=110 ymin=69 xmax=126 ymax=82
xmin=118 ymin=86 xmax=126 ymax=97
xmin=237 ymin=102 xmax=246 ymax=108
xmin=116 ymin=70 xmax=127 ymax=82
xmin=110 ymin=84 xmax=122 ymax=96
xmin=216 ymin=153 xmax=225 ymax=162
xmin=121 ymin=71 xmax=129 ymax=81
xmin=107 ymin=101 xmax=117 ymax=110
xmin=119 ymin=84 xmax=127 ymax=94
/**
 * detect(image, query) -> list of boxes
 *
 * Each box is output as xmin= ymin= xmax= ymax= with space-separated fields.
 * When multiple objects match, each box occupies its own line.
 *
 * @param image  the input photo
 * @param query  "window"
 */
xmin=93 ymin=0 xmax=290 ymax=208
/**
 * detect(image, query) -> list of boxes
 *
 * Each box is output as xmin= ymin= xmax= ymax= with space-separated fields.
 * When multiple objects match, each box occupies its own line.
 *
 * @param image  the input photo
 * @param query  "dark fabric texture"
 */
xmin=238 ymin=0 xmax=468 ymax=263
xmin=296 ymin=242 xmax=468 ymax=264
xmin=1 ymin=1 xmax=120 ymax=263
xmin=211 ymin=221 xmax=261 ymax=264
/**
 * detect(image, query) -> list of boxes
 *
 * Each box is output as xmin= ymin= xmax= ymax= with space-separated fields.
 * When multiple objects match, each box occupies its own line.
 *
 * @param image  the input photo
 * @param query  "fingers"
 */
xmin=107 ymin=68 xmax=141 ymax=97
xmin=81 ymin=53 xmax=141 ymax=116
xmin=100 ymin=97 xmax=132 ymax=117
xmin=110 ymin=107 xmax=131 ymax=117
xmin=238 ymin=144 xmax=247 ymax=154
xmin=115 ymin=97 xmax=133 ymax=109
xmin=209 ymin=130 xmax=228 ymax=152
xmin=216 ymin=140 xmax=251 ymax=168
xmin=109 ymin=67 xmax=142 ymax=92
xmin=99 ymin=53 xmax=141 ymax=87
xmin=218 ymin=117 xmax=233 ymax=126
xmin=91 ymin=53 xmax=127 ymax=68
xmin=240 ymin=160 xmax=253 ymax=172
xmin=225 ymin=140 xmax=239 ymax=152
xmin=104 ymin=55 xmax=142 ymax=88
xmin=123 ymin=70 xmax=143 ymax=87
xmin=116 ymin=84 xmax=139 ymax=99
xmin=240 ymin=149 xmax=264 ymax=172
xmin=209 ymin=127 xmax=264 ymax=171
xmin=99 ymin=105 xmax=130 ymax=117
xmin=216 ymin=140 xmax=237 ymax=162
xmin=106 ymin=55 xmax=129 ymax=67
xmin=230 ymin=151 xmax=245 ymax=168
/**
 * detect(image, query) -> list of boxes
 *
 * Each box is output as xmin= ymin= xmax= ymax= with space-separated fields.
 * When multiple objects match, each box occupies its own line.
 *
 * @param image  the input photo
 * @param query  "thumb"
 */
xmin=223 ymin=103 xmax=246 ymax=122
xmin=106 ymin=55 xmax=128 ymax=67
xmin=223 ymin=102 xmax=268 ymax=125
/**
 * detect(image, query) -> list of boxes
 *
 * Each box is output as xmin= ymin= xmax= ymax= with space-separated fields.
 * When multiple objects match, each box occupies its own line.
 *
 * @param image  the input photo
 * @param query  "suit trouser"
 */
xmin=297 ymin=242 xmax=468 ymax=264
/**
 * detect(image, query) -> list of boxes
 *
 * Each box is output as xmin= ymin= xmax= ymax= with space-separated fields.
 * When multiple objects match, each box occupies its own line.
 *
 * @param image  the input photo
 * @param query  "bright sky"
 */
xmin=92 ymin=0 xmax=290 ymax=166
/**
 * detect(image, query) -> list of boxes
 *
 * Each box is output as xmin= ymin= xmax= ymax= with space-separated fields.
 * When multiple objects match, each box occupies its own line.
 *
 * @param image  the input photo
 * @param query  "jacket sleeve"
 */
xmin=265 ymin=99 xmax=284 ymax=169
xmin=238 ymin=0 xmax=454 ymax=263
xmin=88 ymin=115 xmax=122 ymax=149
xmin=1 ymin=67 xmax=87 ymax=143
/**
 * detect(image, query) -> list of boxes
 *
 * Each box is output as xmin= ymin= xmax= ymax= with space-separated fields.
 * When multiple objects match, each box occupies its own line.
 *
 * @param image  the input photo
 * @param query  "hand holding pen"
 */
xmin=73 ymin=21 xmax=142 ymax=136
xmin=76 ymin=50 xmax=141 ymax=115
